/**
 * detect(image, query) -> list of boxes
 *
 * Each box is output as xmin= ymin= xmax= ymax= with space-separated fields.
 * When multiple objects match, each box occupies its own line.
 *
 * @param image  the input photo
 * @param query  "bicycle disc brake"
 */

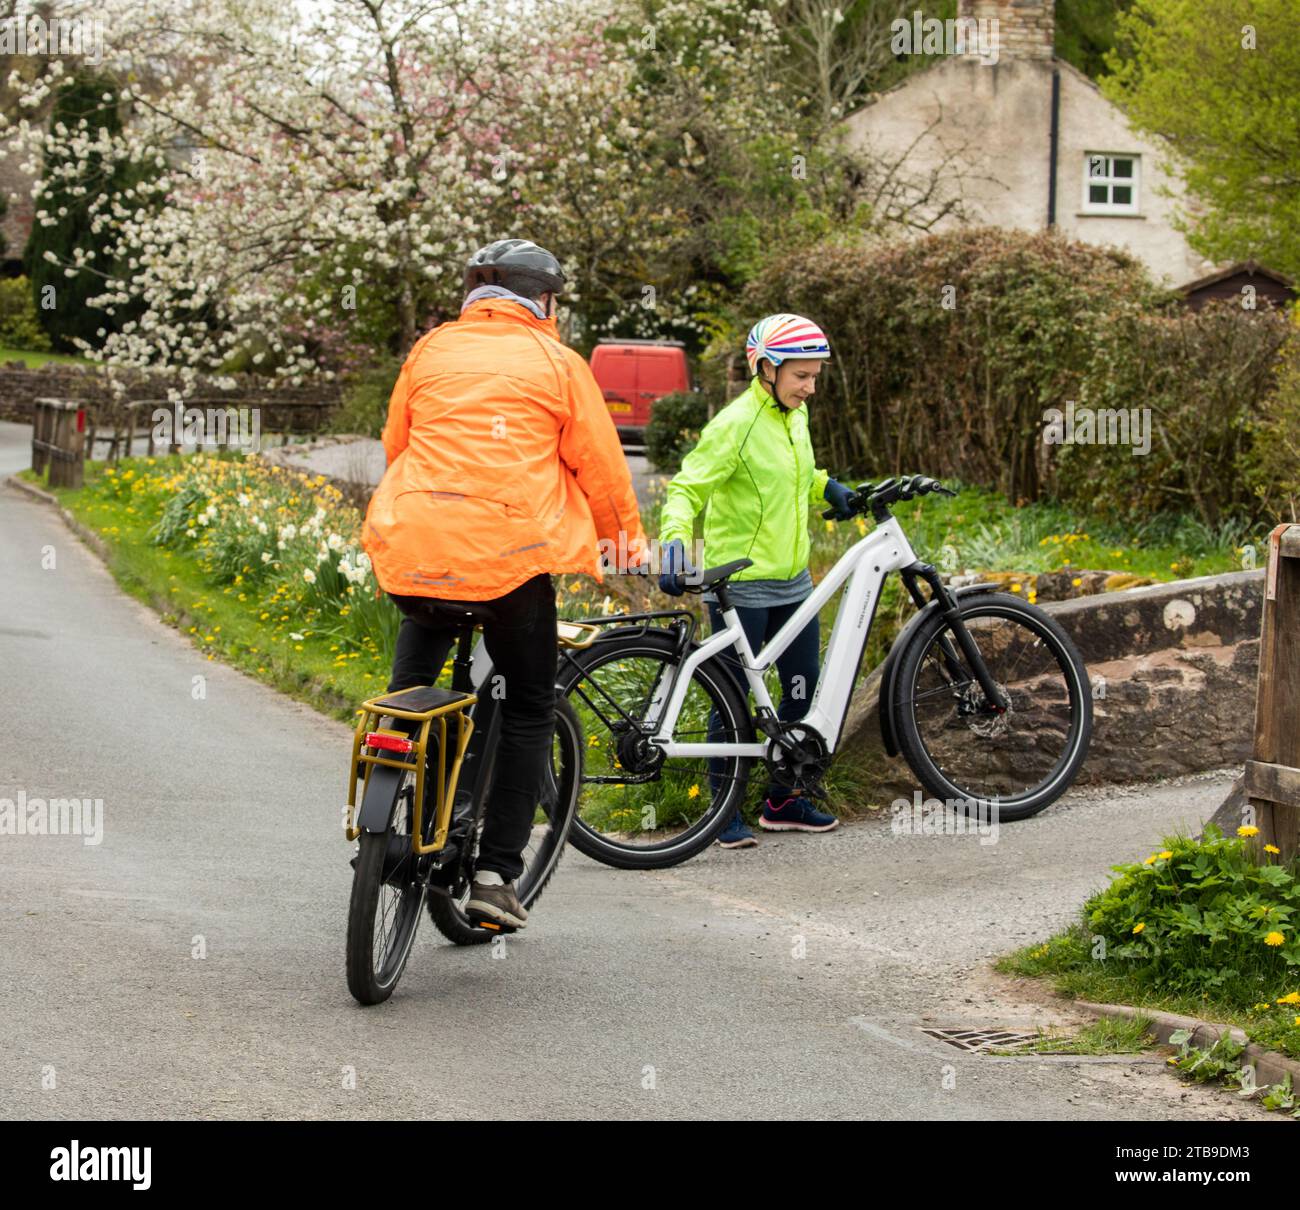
xmin=959 ymin=681 xmax=1012 ymax=738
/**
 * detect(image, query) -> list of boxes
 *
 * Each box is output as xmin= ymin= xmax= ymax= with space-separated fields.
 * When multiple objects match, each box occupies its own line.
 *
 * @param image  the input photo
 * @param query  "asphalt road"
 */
xmin=0 ymin=425 xmax=1272 ymax=1120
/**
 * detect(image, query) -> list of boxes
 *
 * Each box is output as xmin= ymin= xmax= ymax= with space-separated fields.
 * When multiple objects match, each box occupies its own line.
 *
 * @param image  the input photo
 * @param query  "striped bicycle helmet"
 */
xmin=745 ymin=313 xmax=831 ymax=375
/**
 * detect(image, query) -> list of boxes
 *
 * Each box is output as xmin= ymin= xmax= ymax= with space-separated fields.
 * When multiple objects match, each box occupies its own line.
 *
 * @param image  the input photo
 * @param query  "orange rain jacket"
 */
xmin=362 ymin=298 xmax=647 ymax=601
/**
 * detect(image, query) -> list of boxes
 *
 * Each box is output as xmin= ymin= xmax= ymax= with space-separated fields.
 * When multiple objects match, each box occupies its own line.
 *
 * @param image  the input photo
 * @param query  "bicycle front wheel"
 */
xmin=891 ymin=592 xmax=1092 ymax=822
xmin=558 ymin=629 xmax=754 ymax=869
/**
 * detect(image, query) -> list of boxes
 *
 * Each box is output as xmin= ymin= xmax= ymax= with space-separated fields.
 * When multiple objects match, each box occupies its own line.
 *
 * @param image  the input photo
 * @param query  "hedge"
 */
xmin=740 ymin=227 xmax=1290 ymax=523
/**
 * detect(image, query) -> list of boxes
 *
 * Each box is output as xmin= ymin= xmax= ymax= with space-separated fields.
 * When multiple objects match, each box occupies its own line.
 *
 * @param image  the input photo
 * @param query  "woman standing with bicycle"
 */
xmin=657 ymin=313 xmax=857 ymax=848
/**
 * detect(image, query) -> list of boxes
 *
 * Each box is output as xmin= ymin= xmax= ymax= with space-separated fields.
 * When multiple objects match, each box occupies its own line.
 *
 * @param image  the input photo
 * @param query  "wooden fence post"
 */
xmin=1243 ymin=523 xmax=1300 ymax=863
xmin=35 ymin=399 xmax=85 ymax=489
xmin=31 ymin=398 xmax=50 ymax=475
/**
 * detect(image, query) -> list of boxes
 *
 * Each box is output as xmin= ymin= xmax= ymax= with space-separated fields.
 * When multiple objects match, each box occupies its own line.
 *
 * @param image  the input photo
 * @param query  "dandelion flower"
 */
xmin=1238 ymin=825 xmax=1260 ymax=838
xmin=1264 ymin=932 xmax=1285 ymax=947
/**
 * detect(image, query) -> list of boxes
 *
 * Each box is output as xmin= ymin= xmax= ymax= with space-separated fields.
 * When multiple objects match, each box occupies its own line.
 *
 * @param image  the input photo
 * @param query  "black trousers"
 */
xmin=386 ymin=574 xmax=558 ymax=881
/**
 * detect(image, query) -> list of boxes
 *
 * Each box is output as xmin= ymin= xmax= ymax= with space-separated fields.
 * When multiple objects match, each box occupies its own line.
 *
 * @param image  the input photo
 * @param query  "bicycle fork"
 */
xmin=900 ymin=562 xmax=1008 ymax=713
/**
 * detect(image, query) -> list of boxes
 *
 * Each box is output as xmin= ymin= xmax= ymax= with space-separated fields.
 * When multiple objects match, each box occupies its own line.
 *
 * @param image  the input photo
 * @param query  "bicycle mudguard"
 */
xmin=878 ymin=583 xmax=999 ymax=757
xmin=357 ymin=762 xmax=407 ymax=834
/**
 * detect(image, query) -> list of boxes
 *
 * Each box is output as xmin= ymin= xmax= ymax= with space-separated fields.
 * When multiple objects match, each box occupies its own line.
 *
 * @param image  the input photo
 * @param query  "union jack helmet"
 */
xmin=745 ymin=313 xmax=831 ymax=376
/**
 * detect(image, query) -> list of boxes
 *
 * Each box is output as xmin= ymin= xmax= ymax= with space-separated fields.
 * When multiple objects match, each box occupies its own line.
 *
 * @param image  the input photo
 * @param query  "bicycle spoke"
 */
xmin=567 ymin=642 xmax=749 ymax=849
xmin=905 ymin=609 xmax=1081 ymax=805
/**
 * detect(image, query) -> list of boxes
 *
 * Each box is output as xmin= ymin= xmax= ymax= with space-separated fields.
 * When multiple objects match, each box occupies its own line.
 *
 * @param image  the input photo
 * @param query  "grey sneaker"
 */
xmin=466 ymin=880 xmax=528 ymax=931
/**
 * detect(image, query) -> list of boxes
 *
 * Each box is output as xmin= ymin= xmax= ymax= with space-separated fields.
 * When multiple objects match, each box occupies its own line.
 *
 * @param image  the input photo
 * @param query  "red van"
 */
xmin=589 ymin=339 xmax=690 ymax=445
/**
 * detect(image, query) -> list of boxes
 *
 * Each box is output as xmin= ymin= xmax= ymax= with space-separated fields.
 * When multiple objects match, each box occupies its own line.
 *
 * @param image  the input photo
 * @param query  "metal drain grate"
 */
xmin=921 ymin=1027 xmax=1042 ymax=1053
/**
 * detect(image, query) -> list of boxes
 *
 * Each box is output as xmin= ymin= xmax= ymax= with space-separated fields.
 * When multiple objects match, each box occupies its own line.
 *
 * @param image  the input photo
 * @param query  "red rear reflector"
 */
xmin=365 ymin=732 xmax=414 ymax=753
xmin=76 ymin=408 xmax=85 ymax=433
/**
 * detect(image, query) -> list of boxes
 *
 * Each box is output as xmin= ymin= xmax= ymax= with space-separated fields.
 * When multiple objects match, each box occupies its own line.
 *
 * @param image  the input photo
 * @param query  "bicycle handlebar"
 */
xmin=821 ymin=474 xmax=957 ymax=521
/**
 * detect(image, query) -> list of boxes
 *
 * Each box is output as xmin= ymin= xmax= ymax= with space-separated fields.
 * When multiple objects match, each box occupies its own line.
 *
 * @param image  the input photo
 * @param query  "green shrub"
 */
xmin=645 ymin=389 xmax=714 ymax=472
xmin=742 ymin=228 xmax=1293 ymax=525
xmin=743 ymin=227 xmax=1160 ymax=502
xmin=0 ymin=276 xmax=52 ymax=351
xmin=1248 ymin=319 xmax=1300 ymax=522
xmin=1085 ymin=826 xmax=1300 ymax=1004
xmin=1057 ymin=301 xmax=1288 ymax=526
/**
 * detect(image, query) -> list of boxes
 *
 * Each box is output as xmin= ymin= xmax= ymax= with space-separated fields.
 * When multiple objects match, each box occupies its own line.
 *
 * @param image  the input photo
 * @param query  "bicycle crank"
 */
xmin=762 ymin=723 xmax=831 ymax=797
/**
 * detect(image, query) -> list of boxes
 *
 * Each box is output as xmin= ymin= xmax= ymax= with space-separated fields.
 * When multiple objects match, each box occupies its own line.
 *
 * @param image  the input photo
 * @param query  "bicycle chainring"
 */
xmin=763 ymin=724 xmax=831 ymax=794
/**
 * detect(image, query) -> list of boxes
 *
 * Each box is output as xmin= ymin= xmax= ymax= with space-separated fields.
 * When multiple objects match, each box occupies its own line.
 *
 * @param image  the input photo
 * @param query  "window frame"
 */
xmin=1081 ymin=153 xmax=1141 ymax=216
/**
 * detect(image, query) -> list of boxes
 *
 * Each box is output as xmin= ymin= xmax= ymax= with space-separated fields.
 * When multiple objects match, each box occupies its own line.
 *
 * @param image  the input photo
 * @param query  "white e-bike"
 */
xmin=556 ymin=475 xmax=1092 ymax=869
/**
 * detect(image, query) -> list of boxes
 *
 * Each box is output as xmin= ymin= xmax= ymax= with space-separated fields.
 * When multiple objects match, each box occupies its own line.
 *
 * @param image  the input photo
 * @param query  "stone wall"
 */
xmin=0 ymin=360 xmax=341 ymax=432
xmin=839 ymin=570 xmax=1263 ymax=799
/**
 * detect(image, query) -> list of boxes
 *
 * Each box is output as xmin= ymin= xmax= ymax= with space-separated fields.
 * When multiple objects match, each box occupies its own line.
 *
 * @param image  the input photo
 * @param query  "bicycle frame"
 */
xmin=649 ymin=515 xmax=920 ymax=759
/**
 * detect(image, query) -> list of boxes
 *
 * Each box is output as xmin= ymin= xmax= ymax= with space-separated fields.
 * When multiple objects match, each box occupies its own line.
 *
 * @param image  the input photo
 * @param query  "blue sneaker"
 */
xmin=759 ymin=795 xmax=839 ymax=832
xmin=716 ymin=812 xmax=757 ymax=848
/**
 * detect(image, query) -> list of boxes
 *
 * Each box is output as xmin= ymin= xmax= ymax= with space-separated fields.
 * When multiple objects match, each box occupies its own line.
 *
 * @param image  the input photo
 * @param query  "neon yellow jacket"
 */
xmin=659 ymin=378 xmax=830 ymax=581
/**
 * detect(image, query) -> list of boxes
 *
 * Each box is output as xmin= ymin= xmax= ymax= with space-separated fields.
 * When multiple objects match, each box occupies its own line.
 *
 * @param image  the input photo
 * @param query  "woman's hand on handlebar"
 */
xmin=822 ymin=477 xmax=857 ymax=521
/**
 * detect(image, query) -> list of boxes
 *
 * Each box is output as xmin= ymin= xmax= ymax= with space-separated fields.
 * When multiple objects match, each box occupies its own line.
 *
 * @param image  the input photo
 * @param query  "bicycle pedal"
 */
xmin=467 ymin=911 xmax=517 ymax=935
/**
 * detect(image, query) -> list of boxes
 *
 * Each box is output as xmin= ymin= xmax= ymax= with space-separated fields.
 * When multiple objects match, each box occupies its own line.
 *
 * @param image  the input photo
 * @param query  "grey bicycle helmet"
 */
xmin=464 ymin=238 xmax=566 ymax=298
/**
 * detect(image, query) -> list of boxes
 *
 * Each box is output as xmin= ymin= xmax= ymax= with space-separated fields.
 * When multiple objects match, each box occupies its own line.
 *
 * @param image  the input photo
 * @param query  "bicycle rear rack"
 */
xmin=346 ymin=685 xmax=477 ymax=855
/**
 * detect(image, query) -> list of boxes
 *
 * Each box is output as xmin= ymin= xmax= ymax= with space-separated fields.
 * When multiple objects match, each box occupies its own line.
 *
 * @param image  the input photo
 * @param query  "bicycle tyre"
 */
xmin=345 ymin=781 xmax=425 ymax=1005
xmin=891 ymin=592 xmax=1092 ymax=822
xmin=427 ymin=693 xmax=583 ymax=945
xmin=558 ymin=630 xmax=755 ymax=870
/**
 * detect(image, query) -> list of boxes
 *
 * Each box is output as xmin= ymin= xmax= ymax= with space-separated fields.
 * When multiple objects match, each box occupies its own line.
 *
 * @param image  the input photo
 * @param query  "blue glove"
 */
xmin=823 ymin=477 xmax=856 ymax=521
xmin=658 ymin=538 xmax=694 ymax=596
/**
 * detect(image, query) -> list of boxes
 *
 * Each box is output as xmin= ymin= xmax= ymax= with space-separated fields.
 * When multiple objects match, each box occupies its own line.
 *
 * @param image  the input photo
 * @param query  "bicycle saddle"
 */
xmin=694 ymin=558 xmax=753 ymax=590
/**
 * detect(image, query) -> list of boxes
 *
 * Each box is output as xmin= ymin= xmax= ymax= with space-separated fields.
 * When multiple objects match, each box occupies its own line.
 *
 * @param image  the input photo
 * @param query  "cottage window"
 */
xmin=1082 ymin=154 xmax=1139 ymax=215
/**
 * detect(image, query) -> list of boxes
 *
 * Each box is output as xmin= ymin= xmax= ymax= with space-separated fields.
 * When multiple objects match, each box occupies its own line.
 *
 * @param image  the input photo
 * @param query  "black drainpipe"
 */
xmin=1047 ymin=65 xmax=1060 ymax=229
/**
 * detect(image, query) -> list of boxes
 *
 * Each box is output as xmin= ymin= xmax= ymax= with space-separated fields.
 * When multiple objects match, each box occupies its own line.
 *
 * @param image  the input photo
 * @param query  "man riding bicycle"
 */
xmin=361 ymin=238 xmax=647 ymax=929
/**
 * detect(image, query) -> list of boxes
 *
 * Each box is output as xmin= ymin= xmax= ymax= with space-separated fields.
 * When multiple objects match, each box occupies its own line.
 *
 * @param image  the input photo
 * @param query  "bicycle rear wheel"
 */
xmin=558 ymin=629 xmax=754 ymax=869
xmin=345 ymin=772 xmax=425 ymax=1005
xmin=427 ymin=693 xmax=583 ymax=945
xmin=891 ymin=592 xmax=1091 ymax=822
